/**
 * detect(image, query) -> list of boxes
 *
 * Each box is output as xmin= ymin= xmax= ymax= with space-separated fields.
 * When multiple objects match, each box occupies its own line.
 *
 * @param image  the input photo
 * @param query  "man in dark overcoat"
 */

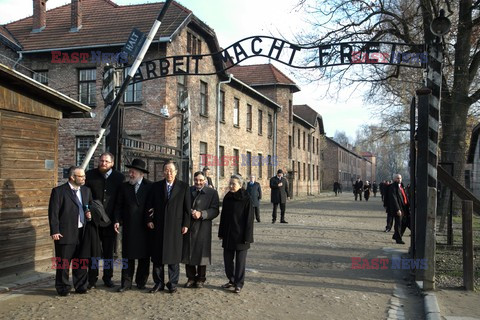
xmin=269 ymin=169 xmax=290 ymax=224
xmin=353 ymin=177 xmax=363 ymax=201
xmin=114 ymin=159 xmax=153 ymax=292
xmin=182 ymin=171 xmax=219 ymax=288
xmin=386 ymin=174 xmax=410 ymax=244
xmin=85 ymin=152 xmax=125 ymax=288
xmin=146 ymin=160 xmax=191 ymax=293
xmin=246 ymin=174 xmax=262 ymax=222
xmin=48 ymin=166 xmax=92 ymax=296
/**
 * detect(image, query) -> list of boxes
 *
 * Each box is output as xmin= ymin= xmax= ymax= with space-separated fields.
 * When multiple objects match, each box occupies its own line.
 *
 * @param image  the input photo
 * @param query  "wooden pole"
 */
xmin=462 ymin=200 xmax=474 ymax=291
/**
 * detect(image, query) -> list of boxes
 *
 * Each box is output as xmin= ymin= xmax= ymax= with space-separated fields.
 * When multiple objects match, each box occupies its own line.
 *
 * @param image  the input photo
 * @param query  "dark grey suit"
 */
xmin=270 ymin=176 xmax=290 ymax=222
xmin=246 ymin=181 xmax=262 ymax=222
xmin=48 ymin=182 xmax=92 ymax=295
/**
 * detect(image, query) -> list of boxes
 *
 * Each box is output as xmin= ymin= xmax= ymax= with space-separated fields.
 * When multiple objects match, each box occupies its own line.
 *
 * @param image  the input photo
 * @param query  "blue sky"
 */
xmin=0 ymin=0 xmax=376 ymax=139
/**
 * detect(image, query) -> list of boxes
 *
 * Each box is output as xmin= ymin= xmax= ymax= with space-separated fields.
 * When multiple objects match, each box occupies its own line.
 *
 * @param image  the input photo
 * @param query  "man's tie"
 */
xmin=400 ymin=186 xmax=408 ymax=205
xmin=135 ymin=183 xmax=140 ymax=194
xmin=167 ymin=184 xmax=172 ymax=199
xmin=73 ymin=189 xmax=85 ymax=225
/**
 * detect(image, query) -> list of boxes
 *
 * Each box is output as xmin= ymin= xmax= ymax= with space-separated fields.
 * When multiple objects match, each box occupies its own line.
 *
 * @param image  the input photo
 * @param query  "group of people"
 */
xmin=48 ymin=153 xmax=291 ymax=297
xmin=351 ymin=178 xmax=378 ymax=201
xmin=381 ymin=175 xmax=410 ymax=244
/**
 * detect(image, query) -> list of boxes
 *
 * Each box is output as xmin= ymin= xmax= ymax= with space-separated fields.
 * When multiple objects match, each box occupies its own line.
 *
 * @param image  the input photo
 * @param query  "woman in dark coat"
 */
xmin=218 ymin=174 xmax=254 ymax=294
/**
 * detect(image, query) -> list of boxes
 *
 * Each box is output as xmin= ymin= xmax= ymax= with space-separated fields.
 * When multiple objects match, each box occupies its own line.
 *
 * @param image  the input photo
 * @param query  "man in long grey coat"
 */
xmin=182 ymin=171 xmax=220 ymax=288
xmin=270 ymin=169 xmax=290 ymax=224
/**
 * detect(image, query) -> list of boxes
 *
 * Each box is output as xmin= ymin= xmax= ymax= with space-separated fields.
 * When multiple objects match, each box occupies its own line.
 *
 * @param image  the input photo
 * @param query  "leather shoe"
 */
xmin=58 ymin=291 xmax=70 ymax=297
xmin=75 ymin=289 xmax=87 ymax=294
xmin=221 ymin=282 xmax=234 ymax=289
xmin=166 ymin=283 xmax=177 ymax=294
xmin=149 ymin=284 xmax=164 ymax=293
xmin=117 ymin=286 xmax=131 ymax=293
xmin=234 ymin=287 xmax=241 ymax=294
xmin=272 ymin=220 xmax=276 ymax=224
xmin=195 ymin=282 xmax=204 ymax=288
xmin=396 ymin=240 xmax=406 ymax=244
xmin=136 ymin=284 xmax=146 ymax=290
xmin=87 ymin=283 xmax=96 ymax=290
xmin=280 ymin=220 xmax=288 ymax=224
xmin=184 ymin=280 xmax=195 ymax=288
xmin=104 ymin=280 xmax=115 ymax=288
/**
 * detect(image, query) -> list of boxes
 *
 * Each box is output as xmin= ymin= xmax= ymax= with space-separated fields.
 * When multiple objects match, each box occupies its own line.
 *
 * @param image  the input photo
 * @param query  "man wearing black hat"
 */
xmin=270 ymin=169 xmax=290 ymax=224
xmin=114 ymin=159 xmax=153 ymax=292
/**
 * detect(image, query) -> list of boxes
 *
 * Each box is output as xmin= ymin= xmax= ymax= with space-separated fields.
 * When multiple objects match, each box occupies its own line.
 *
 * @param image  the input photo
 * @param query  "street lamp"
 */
xmin=430 ymin=9 xmax=451 ymax=38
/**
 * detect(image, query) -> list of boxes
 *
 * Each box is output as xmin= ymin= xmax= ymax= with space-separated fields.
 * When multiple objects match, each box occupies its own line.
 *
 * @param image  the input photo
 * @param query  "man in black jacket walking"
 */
xmin=85 ymin=152 xmax=125 ymax=288
xmin=270 ymin=169 xmax=290 ymax=224
xmin=386 ymin=174 xmax=410 ymax=244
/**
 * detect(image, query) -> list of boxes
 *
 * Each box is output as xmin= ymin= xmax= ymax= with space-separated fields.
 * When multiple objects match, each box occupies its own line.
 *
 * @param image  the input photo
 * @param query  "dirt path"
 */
xmin=0 ymin=194 xmax=423 ymax=320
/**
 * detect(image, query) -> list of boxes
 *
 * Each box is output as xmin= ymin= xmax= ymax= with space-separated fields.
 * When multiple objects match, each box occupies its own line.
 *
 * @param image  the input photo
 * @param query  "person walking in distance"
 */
xmin=353 ymin=177 xmax=363 ymax=201
xmin=270 ymin=169 xmax=290 ymax=224
xmin=246 ymin=175 xmax=262 ymax=222
xmin=85 ymin=152 xmax=125 ymax=289
xmin=146 ymin=160 xmax=191 ymax=294
xmin=182 ymin=171 xmax=220 ymax=289
xmin=386 ymin=174 xmax=410 ymax=244
xmin=114 ymin=159 xmax=153 ymax=292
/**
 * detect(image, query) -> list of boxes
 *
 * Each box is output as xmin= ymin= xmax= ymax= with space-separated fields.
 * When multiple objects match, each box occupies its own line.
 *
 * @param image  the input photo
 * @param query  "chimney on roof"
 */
xmin=70 ymin=0 xmax=83 ymax=32
xmin=32 ymin=0 xmax=47 ymax=32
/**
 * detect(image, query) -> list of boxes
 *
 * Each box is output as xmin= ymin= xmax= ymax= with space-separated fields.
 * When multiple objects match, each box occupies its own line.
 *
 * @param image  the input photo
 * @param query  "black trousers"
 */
xmin=152 ymin=263 xmax=179 ymax=289
xmin=223 ymin=248 xmax=248 ymax=288
xmin=253 ymin=206 xmax=261 ymax=222
xmin=121 ymin=258 xmax=150 ymax=288
xmin=185 ymin=264 xmax=206 ymax=282
xmin=54 ymin=228 xmax=88 ymax=294
xmin=88 ymin=228 xmax=115 ymax=285
xmin=386 ymin=213 xmax=393 ymax=230
xmin=354 ymin=190 xmax=362 ymax=201
xmin=272 ymin=203 xmax=286 ymax=222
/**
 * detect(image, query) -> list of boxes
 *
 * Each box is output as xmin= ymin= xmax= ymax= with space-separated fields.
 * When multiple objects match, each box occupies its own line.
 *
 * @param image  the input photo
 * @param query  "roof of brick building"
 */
xmin=1 ymin=0 xmax=193 ymax=52
xmin=293 ymin=104 xmax=324 ymax=133
xmin=229 ymin=64 xmax=300 ymax=92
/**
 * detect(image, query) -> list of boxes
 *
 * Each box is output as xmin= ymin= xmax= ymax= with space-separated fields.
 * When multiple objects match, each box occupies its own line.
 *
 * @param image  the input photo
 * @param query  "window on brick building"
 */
xmin=288 ymin=135 xmax=292 ymax=159
xmin=308 ymin=134 xmax=311 ymax=152
xmin=177 ymin=75 xmax=187 ymax=108
xmin=297 ymin=161 xmax=301 ymax=180
xmin=308 ymin=164 xmax=311 ymax=181
xmin=219 ymin=90 xmax=225 ymax=122
xmin=200 ymin=141 xmax=207 ymax=170
xmin=267 ymin=155 xmax=273 ymax=178
xmin=267 ymin=113 xmax=273 ymax=138
xmin=233 ymin=148 xmax=240 ymax=174
xmin=76 ymin=136 xmax=95 ymax=170
xmin=303 ymin=132 xmax=306 ymax=150
xmin=303 ymin=162 xmax=306 ymax=180
xmin=78 ymin=69 xmax=96 ymax=106
xmin=292 ymin=128 xmax=295 ymax=147
xmin=33 ymin=70 xmax=48 ymax=85
xmin=246 ymin=151 xmax=252 ymax=177
xmin=246 ymin=104 xmax=252 ymax=131
xmin=233 ymin=98 xmax=240 ymax=127
xmin=289 ymin=100 xmax=293 ymax=123
xmin=124 ymin=67 xmax=142 ymax=103
xmin=187 ymin=32 xmax=202 ymax=55
xmin=297 ymin=128 xmax=300 ymax=149
xmin=313 ymin=136 xmax=315 ymax=154
xmin=219 ymin=146 xmax=225 ymax=177
xmin=317 ymin=139 xmax=319 ymax=155
xmin=258 ymin=110 xmax=263 ymax=135
xmin=200 ymin=81 xmax=208 ymax=116
xmin=257 ymin=153 xmax=263 ymax=179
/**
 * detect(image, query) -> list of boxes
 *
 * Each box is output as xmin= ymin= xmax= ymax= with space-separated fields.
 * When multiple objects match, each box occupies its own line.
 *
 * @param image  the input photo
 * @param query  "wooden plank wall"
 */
xmin=0 ymin=109 xmax=58 ymax=275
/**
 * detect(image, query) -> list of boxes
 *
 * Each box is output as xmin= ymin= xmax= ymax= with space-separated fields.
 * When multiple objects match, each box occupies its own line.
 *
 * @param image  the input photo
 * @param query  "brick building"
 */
xmin=0 ymin=0 xmax=326 ymax=197
xmin=323 ymin=137 xmax=376 ymax=191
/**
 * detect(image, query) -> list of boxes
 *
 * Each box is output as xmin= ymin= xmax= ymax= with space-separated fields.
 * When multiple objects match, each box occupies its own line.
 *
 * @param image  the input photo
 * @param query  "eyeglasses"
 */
xmin=74 ymin=174 xmax=86 ymax=178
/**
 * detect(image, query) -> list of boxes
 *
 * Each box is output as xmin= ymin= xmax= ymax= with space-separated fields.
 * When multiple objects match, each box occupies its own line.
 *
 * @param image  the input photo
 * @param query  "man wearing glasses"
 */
xmin=85 ymin=152 xmax=125 ymax=288
xmin=146 ymin=160 xmax=191 ymax=294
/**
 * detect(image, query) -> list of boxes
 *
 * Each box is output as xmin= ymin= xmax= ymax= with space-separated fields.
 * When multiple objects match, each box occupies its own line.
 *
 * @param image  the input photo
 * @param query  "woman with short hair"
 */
xmin=218 ymin=174 xmax=254 ymax=293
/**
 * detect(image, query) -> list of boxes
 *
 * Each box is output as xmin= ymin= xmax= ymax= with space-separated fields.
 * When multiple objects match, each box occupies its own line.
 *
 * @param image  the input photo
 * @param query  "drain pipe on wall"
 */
xmin=13 ymin=52 xmax=23 ymax=70
xmin=273 ymin=110 xmax=277 ymax=174
xmin=216 ymin=74 xmax=233 ymax=190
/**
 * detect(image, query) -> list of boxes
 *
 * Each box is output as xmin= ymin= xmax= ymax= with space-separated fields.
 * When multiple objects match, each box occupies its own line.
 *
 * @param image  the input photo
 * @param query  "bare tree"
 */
xmin=294 ymin=0 xmax=480 ymax=216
